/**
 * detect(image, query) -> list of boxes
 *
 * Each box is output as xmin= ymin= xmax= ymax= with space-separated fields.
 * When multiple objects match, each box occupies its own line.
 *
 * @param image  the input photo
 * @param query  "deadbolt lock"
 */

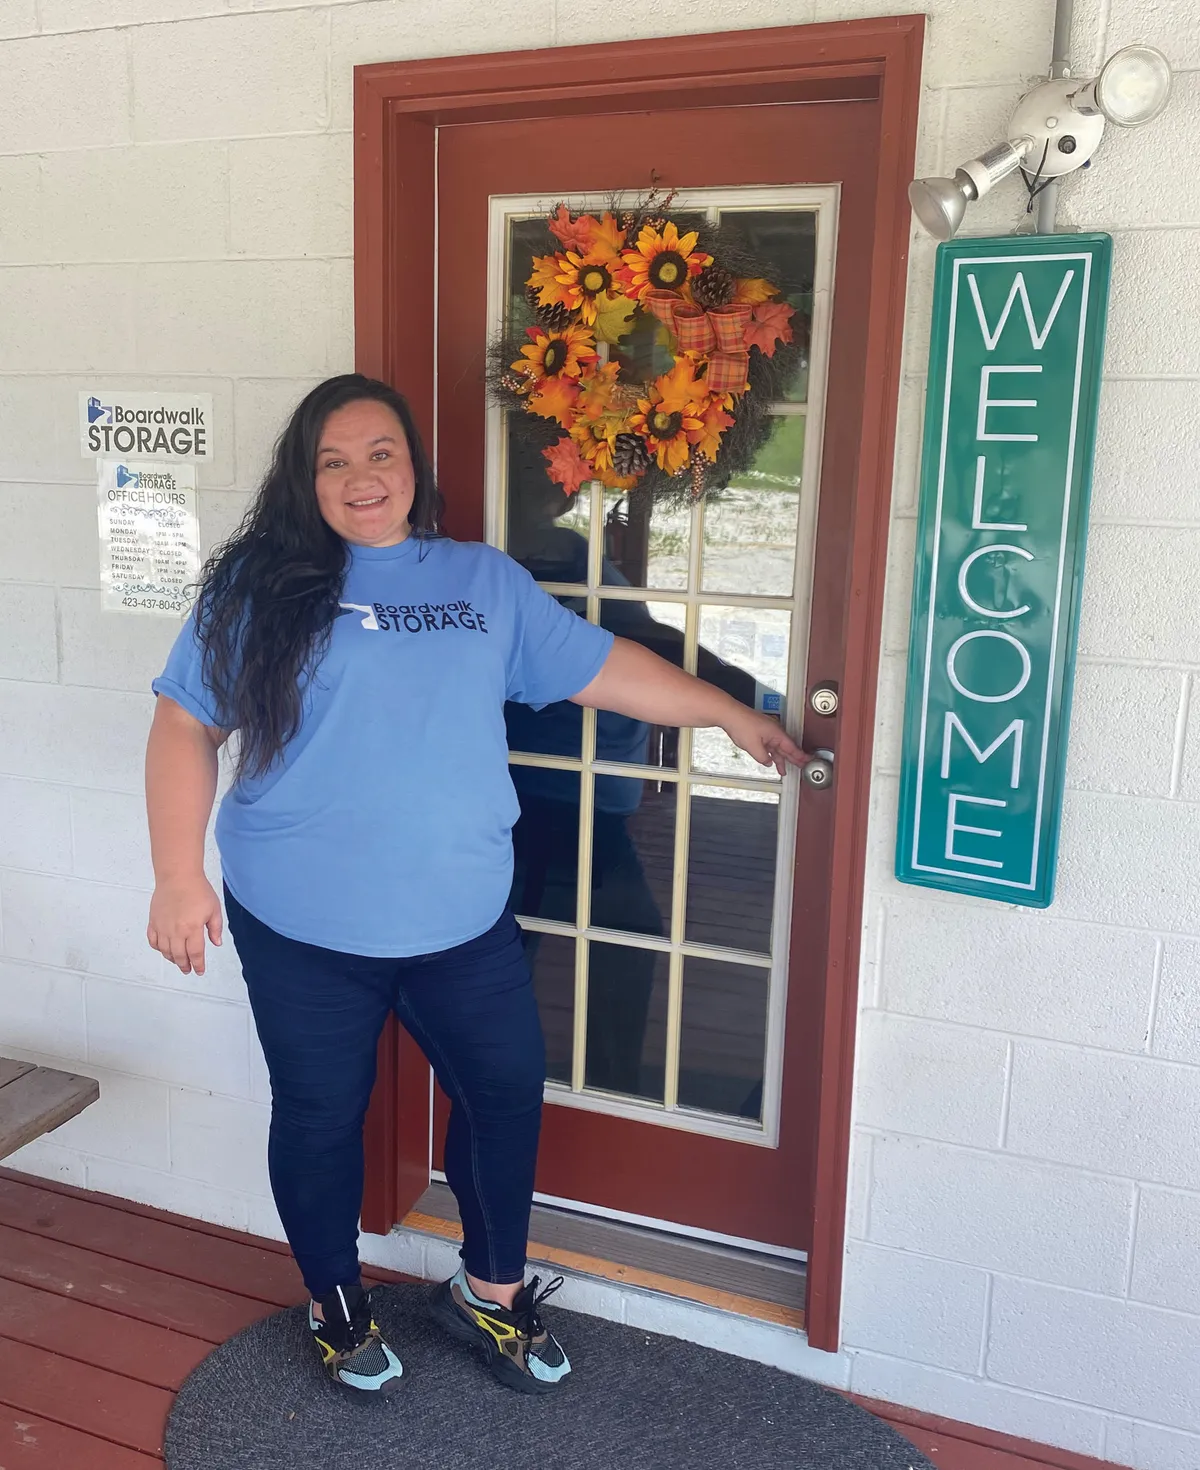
xmin=810 ymin=684 xmax=839 ymax=716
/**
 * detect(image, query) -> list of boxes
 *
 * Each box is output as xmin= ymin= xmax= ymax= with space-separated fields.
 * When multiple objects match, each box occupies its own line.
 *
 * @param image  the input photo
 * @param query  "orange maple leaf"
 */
xmin=734 ymin=277 xmax=778 ymax=306
xmin=744 ymin=300 xmax=795 ymax=357
xmin=688 ymin=398 xmax=736 ymax=462
xmin=589 ymin=211 xmax=627 ymax=260
xmin=575 ymin=360 xmax=622 ymax=419
xmin=528 ymin=251 xmax=575 ymax=310
xmin=542 ymin=436 xmax=594 ymax=496
xmin=654 ymin=356 xmax=706 ymax=411
xmin=528 ymin=376 xmax=580 ymax=428
xmin=548 ymin=206 xmax=600 ymax=254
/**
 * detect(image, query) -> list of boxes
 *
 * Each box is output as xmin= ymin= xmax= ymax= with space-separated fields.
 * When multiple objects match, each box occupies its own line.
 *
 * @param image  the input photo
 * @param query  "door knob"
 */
xmin=802 ymin=748 xmax=835 ymax=789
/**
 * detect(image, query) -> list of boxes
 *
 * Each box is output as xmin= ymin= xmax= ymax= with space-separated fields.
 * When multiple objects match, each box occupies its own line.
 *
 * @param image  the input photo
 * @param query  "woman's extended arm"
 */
xmin=571 ymin=636 xmax=807 ymax=775
xmin=145 ymin=695 xmax=227 ymax=975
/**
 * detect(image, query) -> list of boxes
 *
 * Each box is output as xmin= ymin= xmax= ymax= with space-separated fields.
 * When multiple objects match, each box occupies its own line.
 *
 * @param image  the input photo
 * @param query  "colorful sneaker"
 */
xmin=308 ymin=1280 xmax=404 ymax=1394
xmin=429 ymin=1266 xmax=571 ymax=1395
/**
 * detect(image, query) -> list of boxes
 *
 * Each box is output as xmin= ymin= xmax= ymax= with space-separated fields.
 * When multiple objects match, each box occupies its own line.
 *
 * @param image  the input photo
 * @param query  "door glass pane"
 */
xmin=594 ymin=594 xmax=680 ymax=771
xmin=717 ymin=208 xmax=815 ymax=403
xmin=701 ymin=415 xmax=804 ymax=597
xmin=592 ymin=782 xmax=675 ymax=939
xmin=585 ymin=941 xmax=669 ymax=1101
xmin=525 ymin=931 xmax=575 ymax=1085
xmin=686 ymin=787 xmax=779 ymax=954
xmin=505 ymin=434 xmax=591 ymax=584
xmin=679 ymin=957 xmax=769 ymax=1120
xmin=692 ymin=605 xmax=791 ymax=780
xmin=510 ymin=773 xmax=581 ymax=922
xmin=507 ymin=215 xmax=556 ymax=324
xmin=603 ymin=489 xmax=691 ymax=591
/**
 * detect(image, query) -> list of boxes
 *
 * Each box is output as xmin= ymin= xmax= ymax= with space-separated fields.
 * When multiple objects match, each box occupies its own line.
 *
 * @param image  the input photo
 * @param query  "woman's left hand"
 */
xmin=722 ymin=707 xmax=809 ymax=776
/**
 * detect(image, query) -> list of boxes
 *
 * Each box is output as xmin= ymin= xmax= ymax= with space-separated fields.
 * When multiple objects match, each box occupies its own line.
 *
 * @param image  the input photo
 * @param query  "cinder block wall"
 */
xmin=0 ymin=4 xmax=1196 ymax=1466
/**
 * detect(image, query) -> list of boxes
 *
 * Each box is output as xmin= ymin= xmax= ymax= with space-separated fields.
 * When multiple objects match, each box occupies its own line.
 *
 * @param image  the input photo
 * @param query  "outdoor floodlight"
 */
xmin=909 ymin=44 xmax=1174 ymax=239
xmin=908 ymin=140 xmax=1034 ymax=242
xmin=1071 ymin=44 xmax=1174 ymax=126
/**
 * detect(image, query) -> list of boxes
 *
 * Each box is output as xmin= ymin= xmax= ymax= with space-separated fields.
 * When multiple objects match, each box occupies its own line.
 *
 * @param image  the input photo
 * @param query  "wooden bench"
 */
xmin=0 ymin=1058 xmax=99 ymax=1160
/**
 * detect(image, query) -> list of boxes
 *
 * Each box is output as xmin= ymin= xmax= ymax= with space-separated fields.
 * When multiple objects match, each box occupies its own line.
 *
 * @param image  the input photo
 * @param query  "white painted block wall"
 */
xmin=0 ymin=4 xmax=1196 ymax=1467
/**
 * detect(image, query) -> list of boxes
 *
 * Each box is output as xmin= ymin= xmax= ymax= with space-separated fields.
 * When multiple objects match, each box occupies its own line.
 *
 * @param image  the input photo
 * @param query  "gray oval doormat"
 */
xmin=165 ymin=1282 xmax=932 ymax=1470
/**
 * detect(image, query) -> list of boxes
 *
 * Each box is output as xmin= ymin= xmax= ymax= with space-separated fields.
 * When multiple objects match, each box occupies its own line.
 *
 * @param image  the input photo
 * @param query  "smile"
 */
xmin=347 ymin=496 xmax=387 ymax=507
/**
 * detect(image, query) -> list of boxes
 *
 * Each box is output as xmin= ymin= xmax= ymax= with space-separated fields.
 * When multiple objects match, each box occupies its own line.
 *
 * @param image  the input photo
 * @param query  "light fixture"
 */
xmin=1071 ymin=44 xmax=1173 ymax=126
xmin=909 ymin=140 xmax=1033 ymax=243
xmin=908 ymin=43 xmax=1174 ymax=239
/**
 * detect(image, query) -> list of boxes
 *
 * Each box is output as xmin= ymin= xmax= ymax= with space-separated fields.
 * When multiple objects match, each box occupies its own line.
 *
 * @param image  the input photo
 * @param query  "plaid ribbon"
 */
xmin=673 ymin=304 xmax=717 ymax=354
xmin=642 ymin=289 xmax=682 ymax=330
xmin=642 ymin=292 xmax=751 ymax=395
xmin=704 ymin=350 xmax=750 ymax=395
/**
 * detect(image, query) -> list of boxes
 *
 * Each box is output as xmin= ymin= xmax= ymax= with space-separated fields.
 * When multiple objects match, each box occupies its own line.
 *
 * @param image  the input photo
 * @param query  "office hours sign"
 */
xmin=97 ymin=460 xmax=199 ymax=616
xmin=896 ymin=235 xmax=1111 ymax=907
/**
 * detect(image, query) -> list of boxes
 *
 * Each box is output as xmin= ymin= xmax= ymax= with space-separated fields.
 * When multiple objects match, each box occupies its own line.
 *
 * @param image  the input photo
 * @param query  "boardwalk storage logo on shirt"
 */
xmin=338 ymin=601 xmax=490 ymax=634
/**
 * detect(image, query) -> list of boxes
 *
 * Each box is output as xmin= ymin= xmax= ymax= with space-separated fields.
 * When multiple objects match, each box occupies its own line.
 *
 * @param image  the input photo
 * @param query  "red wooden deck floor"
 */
xmin=0 ymin=1168 xmax=1115 ymax=1470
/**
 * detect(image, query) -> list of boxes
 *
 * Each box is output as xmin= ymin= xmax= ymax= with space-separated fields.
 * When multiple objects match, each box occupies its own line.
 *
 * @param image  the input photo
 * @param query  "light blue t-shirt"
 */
xmin=153 ymin=536 xmax=613 ymax=957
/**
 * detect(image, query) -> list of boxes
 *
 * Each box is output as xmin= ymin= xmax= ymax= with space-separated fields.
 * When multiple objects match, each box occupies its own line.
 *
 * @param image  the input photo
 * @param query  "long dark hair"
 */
xmin=195 ymin=375 xmax=441 ymax=781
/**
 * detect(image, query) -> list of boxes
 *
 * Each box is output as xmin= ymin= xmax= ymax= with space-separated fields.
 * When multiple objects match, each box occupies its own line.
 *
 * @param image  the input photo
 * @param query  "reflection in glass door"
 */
xmin=488 ymin=188 xmax=836 ymax=1146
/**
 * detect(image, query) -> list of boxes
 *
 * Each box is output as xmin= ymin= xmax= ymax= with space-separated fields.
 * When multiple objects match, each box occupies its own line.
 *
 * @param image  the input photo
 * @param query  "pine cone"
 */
xmin=525 ymin=284 xmax=575 ymax=330
xmin=612 ymin=432 xmax=653 ymax=478
xmin=692 ymin=265 xmax=736 ymax=310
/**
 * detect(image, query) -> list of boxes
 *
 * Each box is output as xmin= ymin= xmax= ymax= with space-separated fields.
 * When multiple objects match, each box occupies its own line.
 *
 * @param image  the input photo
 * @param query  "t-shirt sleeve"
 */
xmin=151 ymin=609 xmax=225 ymax=728
xmin=505 ymin=560 xmax=614 ymax=709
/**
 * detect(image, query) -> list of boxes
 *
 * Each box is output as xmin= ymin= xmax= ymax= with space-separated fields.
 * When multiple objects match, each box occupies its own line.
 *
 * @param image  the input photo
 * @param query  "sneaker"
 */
xmin=429 ymin=1267 xmax=571 ymax=1395
xmin=308 ymin=1280 xmax=404 ymax=1393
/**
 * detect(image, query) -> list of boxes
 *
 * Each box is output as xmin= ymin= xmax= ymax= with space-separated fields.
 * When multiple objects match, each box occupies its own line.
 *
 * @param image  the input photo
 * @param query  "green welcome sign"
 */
xmin=896 ymin=234 xmax=1112 ymax=906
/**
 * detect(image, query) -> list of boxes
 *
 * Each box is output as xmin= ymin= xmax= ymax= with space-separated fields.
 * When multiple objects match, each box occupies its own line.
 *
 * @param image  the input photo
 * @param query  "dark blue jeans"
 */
xmin=225 ymin=887 xmax=546 ymax=1299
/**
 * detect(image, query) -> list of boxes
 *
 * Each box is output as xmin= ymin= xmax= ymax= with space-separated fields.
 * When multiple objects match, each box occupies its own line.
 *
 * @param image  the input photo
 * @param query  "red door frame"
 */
xmin=353 ymin=17 xmax=922 ymax=1352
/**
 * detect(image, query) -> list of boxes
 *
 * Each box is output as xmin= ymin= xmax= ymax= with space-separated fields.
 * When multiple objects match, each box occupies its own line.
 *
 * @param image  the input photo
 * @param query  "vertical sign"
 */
xmin=896 ymin=234 xmax=1111 ymax=907
xmin=97 ymin=460 xmax=199 ymax=616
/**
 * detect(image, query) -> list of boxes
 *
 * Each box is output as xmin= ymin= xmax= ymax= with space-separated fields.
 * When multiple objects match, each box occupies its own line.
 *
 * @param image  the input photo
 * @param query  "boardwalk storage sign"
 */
xmin=79 ymin=390 xmax=213 ymax=460
xmin=896 ymin=235 xmax=1111 ymax=907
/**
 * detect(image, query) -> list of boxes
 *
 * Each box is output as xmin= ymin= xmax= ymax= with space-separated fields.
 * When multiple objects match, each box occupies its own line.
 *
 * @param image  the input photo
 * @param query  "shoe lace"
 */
xmin=518 ymin=1274 xmax=564 ymax=1339
xmin=330 ymin=1286 xmax=374 ymax=1352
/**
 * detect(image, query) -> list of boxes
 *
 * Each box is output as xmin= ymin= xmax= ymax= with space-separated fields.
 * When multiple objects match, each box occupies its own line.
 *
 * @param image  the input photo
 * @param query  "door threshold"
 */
xmin=401 ymin=1183 xmax=806 ymax=1331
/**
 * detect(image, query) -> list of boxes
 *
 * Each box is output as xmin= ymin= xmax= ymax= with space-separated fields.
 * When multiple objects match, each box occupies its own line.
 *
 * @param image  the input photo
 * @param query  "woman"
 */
xmin=145 ymin=374 xmax=803 ymax=1399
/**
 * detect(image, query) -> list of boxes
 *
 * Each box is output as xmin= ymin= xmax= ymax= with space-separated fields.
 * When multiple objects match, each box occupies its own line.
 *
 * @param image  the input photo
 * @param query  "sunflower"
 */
xmin=569 ymin=415 xmax=620 ymax=477
xmin=618 ymin=221 xmax=712 ymax=302
xmin=551 ymin=250 xmax=623 ymax=326
xmin=512 ymin=322 xmax=597 ymax=390
xmin=628 ymin=359 xmax=707 ymax=476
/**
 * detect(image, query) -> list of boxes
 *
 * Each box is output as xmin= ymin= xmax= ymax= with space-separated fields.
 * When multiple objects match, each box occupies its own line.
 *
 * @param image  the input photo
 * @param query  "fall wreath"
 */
xmin=490 ymin=194 xmax=805 ymax=503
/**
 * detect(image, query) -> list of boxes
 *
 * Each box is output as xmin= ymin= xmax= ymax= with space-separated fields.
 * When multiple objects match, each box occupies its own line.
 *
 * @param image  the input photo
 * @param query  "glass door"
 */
xmin=487 ymin=188 xmax=836 ymax=1154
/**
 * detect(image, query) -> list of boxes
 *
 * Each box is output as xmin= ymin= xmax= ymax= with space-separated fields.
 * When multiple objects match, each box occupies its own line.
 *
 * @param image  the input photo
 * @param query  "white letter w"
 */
xmin=968 ymin=270 xmax=1074 ymax=351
